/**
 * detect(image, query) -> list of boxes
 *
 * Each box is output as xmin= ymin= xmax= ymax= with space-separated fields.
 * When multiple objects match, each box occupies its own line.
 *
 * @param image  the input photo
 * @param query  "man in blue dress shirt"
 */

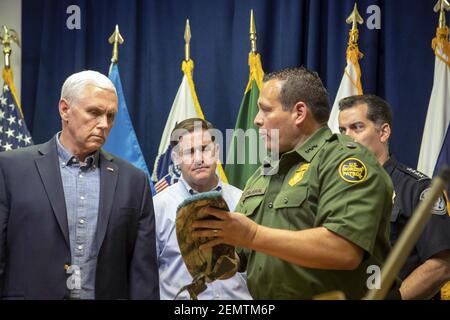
xmin=0 ymin=71 xmax=159 ymax=299
xmin=153 ymin=118 xmax=252 ymax=300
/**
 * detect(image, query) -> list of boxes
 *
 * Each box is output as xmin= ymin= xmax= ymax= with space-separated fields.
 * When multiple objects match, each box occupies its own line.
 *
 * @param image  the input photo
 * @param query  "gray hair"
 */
xmin=60 ymin=70 xmax=117 ymax=104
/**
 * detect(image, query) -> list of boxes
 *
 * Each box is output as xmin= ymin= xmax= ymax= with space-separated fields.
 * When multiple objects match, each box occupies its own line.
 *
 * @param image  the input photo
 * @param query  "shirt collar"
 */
xmin=259 ymin=126 xmax=333 ymax=175
xmin=179 ymin=174 xmax=223 ymax=195
xmin=294 ymin=126 xmax=333 ymax=162
xmin=56 ymin=132 xmax=99 ymax=170
xmin=382 ymin=155 xmax=397 ymax=176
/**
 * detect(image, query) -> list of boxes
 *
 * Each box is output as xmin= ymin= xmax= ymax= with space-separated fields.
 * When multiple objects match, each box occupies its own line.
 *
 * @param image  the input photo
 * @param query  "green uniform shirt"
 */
xmin=236 ymin=126 xmax=393 ymax=300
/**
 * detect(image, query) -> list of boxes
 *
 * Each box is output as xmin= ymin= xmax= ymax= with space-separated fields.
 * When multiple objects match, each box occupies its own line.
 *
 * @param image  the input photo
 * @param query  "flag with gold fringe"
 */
xmin=153 ymin=21 xmax=228 ymax=193
xmin=225 ymin=10 xmax=265 ymax=190
xmin=225 ymin=52 xmax=264 ymax=190
xmin=0 ymin=68 xmax=32 ymax=152
xmin=417 ymin=1 xmax=450 ymax=300
xmin=418 ymin=18 xmax=450 ymax=178
xmin=328 ymin=4 xmax=364 ymax=133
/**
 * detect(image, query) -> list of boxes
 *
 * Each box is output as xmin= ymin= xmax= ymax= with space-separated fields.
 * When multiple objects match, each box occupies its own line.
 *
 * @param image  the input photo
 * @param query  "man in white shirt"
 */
xmin=153 ymin=118 xmax=252 ymax=300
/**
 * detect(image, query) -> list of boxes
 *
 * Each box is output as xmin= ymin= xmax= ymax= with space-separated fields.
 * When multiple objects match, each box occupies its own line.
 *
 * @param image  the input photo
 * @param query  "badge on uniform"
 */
xmin=419 ymin=188 xmax=448 ymax=215
xmin=339 ymin=158 xmax=367 ymax=183
xmin=289 ymin=163 xmax=310 ymax=186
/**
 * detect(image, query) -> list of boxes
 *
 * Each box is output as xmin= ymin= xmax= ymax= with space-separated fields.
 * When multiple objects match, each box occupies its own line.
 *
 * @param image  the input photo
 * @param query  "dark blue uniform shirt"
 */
xmin=383 ymin=156 xmax=450 ymax=280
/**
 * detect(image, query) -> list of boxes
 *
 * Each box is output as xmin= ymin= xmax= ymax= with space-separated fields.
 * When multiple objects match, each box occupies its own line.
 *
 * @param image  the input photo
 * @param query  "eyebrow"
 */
xmin=258 ymin=102 xmax=270 ymax=110
xmin=86 ymin=105 xmax=105 ymax=111
xmin=182 ymin=142 xmax=213 ymax=150
xmin=87 ymin=105 xmax=116 ymax=113
xmin=345 ymin=121 xmax=364 ymax=126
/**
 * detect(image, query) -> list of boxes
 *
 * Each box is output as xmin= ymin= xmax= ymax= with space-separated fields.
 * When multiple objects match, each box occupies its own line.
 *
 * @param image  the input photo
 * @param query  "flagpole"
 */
xmin=0 ymin=25 xmax=20 ymax=70
xmin=327 ymin=3 xmax=364 ymax=133
xmin=182 ymin=18 xmax=228 ymax=183
xmin=418 ymin=0 xmax=450 ymax=176
xmin=104 ymin=25 xmax=155 ymax=194
xmin=432 ymin=0 xmax=450 ymax=68
xmin=225 ymin=10 xmax=264 ymax=188
xmin=0 ymin=25 xmax=33 ymax=151
xmin=184 ymin=19 xmax=191 ymax=62
xmin=0 ymin=25 xmax=23 ymax=117
xmin=436 ymin=0 xmax=450 ymax=28
xmin=250 ymin=10 xmax=257 ymax=54
xmin=345 ymin=3 xmax=364 ymax=94
xmin=108 ymin=24 xmax=124 ymax=73
xmin=430 ymin=0 xmax=450 ymax=300
xmin=245 ymin=10 xmax=264 ymax=92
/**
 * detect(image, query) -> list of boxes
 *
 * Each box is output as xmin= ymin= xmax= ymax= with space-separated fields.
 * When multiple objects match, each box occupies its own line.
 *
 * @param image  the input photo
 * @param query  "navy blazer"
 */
xmin=0 ymin=137 xmax=159 ymax=299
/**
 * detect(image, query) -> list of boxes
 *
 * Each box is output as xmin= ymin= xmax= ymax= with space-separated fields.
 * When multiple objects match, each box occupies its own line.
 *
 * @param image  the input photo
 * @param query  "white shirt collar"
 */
xmin=179 ymin=174 xmax=222 ymax=195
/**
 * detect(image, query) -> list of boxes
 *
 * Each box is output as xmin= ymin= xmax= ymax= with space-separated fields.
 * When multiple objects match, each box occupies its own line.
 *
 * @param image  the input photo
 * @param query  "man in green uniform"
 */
xmin=192 ymin=67 xmax=393 ymax=299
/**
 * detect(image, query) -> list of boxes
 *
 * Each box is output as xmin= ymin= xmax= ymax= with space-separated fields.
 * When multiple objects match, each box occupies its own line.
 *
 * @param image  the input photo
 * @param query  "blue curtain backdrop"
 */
xmin=22 ymin=0 xmax=438 ymax=170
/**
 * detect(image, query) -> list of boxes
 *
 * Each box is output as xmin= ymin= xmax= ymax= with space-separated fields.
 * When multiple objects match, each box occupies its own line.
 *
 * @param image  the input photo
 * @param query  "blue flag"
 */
xmin=104 ymin=64 xmax=155 ymax=195
xmin=0 ymin=72 xmax=33 ymax=152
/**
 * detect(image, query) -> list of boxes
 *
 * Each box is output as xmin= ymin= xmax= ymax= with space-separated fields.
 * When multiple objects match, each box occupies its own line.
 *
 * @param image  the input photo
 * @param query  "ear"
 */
xmin=292 ymin=101 xmax=308 ymax=126
xmin=213 ymin=143 xmax=220 ymax=161
xmin=59 ymin=99 xmax=70 ymax=122
xmin=171 ymin=148 xmax=182 ymax=166
xmin=379 ymin=123 xmax=391 ymax=143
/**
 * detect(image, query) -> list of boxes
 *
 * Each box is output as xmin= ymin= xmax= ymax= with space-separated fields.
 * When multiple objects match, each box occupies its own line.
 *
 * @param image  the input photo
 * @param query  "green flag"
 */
xmin=225 ymin=53 xmax=264 ymax=189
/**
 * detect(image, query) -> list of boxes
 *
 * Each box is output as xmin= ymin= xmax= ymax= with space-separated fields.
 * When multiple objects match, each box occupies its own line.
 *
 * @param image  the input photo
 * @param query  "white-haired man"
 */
xmin=0 ymin=70 xmax=159 ymax=299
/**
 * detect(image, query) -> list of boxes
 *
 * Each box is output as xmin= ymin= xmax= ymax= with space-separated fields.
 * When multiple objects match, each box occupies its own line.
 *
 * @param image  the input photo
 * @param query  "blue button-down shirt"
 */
xmin=56 ymin=134 xmax=100 ymax=299
xmin=154 ymin=175 xmax=252 ymax=300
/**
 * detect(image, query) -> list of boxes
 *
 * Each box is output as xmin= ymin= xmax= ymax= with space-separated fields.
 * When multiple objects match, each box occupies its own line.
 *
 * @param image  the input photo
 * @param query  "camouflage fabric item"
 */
xmin=175 ymin=191 xmax=238 ymax=300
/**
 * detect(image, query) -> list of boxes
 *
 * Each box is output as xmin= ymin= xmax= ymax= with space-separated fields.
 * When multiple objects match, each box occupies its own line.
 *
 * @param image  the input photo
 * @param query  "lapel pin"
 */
xmin=107 ymin=167 xmax=114 ymax=172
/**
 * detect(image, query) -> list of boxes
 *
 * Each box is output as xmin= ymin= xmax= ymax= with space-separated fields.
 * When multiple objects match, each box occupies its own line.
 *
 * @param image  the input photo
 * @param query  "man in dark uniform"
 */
xmin=338 ymin=94 xmax=450 ymax=299
xmin=191 ymin=68 xmax=393 ymax=300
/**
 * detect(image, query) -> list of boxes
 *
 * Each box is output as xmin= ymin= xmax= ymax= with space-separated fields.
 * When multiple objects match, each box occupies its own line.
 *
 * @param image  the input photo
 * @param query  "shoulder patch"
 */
xmin=339 ymin=158 xmax=368 ymax=183
xmin=419 ymin=188 xmax=447 ymax=215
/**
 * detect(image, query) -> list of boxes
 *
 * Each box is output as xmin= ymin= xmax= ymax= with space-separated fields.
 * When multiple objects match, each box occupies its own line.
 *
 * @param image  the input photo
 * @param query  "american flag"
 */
xmin=0 ymin=82 xmax=33 ymax=152
xmin=154 ymin=174 xmax=171 ymax=194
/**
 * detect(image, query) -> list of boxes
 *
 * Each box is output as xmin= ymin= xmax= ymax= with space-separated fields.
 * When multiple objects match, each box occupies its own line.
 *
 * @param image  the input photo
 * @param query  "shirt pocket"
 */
xmin=238 ymin=194 xmax=265 ymax=217
xmin=273 ymin=187 xmax=308 ymax=209
xmin=273 ymin=187 xmax=311 ymax=229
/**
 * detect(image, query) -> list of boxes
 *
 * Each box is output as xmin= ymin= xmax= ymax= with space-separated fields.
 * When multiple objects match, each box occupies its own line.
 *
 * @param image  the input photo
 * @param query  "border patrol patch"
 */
xmin=289 ymin=164 xmax=310 ymax=186
xmin=339 ymin=158 xmax=367 ymax=183
xmin=419 ymin=188 xmax=447 ymax=215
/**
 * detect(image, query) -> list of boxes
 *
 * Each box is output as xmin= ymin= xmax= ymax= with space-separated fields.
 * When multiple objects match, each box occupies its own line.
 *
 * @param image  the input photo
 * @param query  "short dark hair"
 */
xmin=170 ymin=118 xmax=214 ymax=148
xmin=263 ymin=67 xmax=330 ymax=124
xmin=338 ymin=94 xmax=393 ymax=128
